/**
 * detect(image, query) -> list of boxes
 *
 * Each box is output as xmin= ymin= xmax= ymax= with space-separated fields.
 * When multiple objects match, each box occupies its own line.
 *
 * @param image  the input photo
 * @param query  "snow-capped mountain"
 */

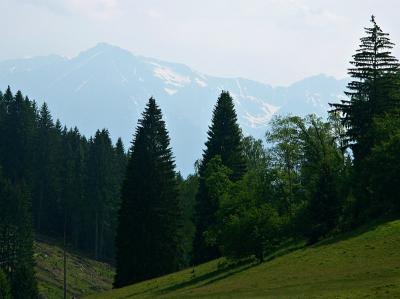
xmin=0 ymin=43 xmax=348 ymax=175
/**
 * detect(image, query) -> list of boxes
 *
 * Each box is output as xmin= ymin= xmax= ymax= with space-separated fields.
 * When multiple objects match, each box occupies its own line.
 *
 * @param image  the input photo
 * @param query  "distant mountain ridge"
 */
xmin=0 ymin=43 xmax=348 ymax=174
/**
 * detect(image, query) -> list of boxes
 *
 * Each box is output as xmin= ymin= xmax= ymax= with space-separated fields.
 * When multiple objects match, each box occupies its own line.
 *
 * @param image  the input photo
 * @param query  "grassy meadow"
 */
xmin=86 ymin=220 xmax=400 ymax=299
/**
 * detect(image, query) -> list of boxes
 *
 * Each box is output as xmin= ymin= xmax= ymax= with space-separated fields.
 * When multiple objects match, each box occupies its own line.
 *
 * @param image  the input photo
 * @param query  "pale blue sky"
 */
xmin=1 ymin=0 xmax=399 ymax=85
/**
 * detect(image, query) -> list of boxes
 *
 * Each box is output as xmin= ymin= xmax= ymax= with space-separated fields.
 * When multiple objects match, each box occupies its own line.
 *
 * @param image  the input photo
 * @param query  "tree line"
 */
xmin=1 ymin=15 xmax=400 ymax=297
xmin=0 ymin=89 xmax=127 ymax=297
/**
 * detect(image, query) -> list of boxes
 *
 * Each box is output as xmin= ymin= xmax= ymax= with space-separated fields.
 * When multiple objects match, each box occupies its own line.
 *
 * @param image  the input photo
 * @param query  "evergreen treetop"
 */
xmin=114 ymin=97 xmax=183 ymax=288
xmin=330 ymin=15 xmax=400 ymax=160
xmin=200 ymin=91 xmax=246 ymax=181
xmin=193 ymin=91 xmax=246 ymax=264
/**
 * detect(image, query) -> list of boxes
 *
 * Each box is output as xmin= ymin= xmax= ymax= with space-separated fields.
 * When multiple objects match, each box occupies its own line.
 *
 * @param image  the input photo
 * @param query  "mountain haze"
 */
xmin=0 ymin=43 xmax=347 ymax=174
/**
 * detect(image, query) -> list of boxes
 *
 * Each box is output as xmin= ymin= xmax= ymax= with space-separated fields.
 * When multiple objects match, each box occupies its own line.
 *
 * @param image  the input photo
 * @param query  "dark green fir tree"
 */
xmin=32 ymin=102 xmax=59 ymax=233
xmin=193 ymin=91 xmax=246 ymax=264
xmin=114 ymin=97 xmax=183 ymax=288
xmin=85 ymin=129 xmax=123 ymax=261
xmin=330 ymin=15 xmax=400 ymax=162
xmin=330 ymin=16 xmax=400 ymax=219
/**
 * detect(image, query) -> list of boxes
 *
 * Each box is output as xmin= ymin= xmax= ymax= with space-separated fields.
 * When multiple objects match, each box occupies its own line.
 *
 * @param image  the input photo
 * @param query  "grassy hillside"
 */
xmin=35 ymin=237 xmax=114 ymax=298
xmin=86 ymin=219 xmax=400 ymax=299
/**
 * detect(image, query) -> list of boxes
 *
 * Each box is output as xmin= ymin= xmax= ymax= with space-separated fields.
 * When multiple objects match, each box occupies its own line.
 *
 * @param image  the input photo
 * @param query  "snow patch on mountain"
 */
xmin=305 ymin=92 xmax=325 ymax=108
xmin=243 ymin=102 xmax=280 ymax=128
xmin=151 ymin=63 xmax=191 ymax=87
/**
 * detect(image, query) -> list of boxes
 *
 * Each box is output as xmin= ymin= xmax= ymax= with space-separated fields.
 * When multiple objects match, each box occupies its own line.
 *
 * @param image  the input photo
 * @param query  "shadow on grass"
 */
xmin=263 ymin=242 xmax=306 ymax=263
xmin=312 ymin=216 xmax=397 ymax=249
xmin=199 ymin=263 xmax=254 ymax=287
xmin=157 ymin=259 xmax=256 ymax=295
xmin=117 ymin=217 xmax=399 ymax=298
xmin=156 ymin=242 xmax=310 ymax=296
xmin=114 ymin=260 xmax=255 ymax=298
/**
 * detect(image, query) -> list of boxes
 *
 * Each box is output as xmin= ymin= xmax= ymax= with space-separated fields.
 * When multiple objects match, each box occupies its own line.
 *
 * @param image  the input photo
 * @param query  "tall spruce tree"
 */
xmin=114 ymin=138 xmax=127 ymax=186
xmin=330 ymin=16 xmax=400 ymax=219
xmin=33 ymin=102 xmax=59 ymax=233
xmin=110 ymin=138 xmax=127 ymax=261
xmin=193 ymin=91 xmax=246 ymax=264
xmin=61 ymin=128 xmax=87 ymax=248
xmin=330 ymin=15 xmax=400 ymax=161
xmin=114 ymin=98 xmax=183 ymax=288
xmin=85 ymin=129 xmax=120 ymax=260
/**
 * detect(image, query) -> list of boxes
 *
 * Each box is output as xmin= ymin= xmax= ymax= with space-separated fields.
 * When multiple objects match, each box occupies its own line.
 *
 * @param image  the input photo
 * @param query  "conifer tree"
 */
xmin=330 ymin=15 xmax=400 ymax=161
xmin=33 ymin=102 xmax=59 ymax=233
xmin=114 ymin=138 xmax=127 ymax=185
xmin=114 ymin=98 xmax=183 ymax=288
xmin=110 ymin=138 xmax=127 ymax=260
xmin=193 ymin=91 xmax=246 ymax=264
xmin=0 ymin=88 xmax=36 ymax=183
xmin=0 ymin=87 xmax=127 ymax=263
xmin=61 ymin=128 xmax=87 ymax=247
xmin=85 ymin=129 xmax=119 ymax=260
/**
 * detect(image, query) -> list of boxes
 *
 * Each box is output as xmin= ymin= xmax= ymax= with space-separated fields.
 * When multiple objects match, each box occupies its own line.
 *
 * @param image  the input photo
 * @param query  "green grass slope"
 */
xmin=35 ymin=237 xmax=115 ymax=298
xmin=86 ymin=220 xmax=400 ymax=299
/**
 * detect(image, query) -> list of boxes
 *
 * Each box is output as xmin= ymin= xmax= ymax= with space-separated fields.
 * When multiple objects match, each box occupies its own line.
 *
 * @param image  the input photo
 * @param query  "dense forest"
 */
xmin=0 ymin=89 xmax=128 ymax=297
xmin=1 ymin=15 xmax=400 ymax=297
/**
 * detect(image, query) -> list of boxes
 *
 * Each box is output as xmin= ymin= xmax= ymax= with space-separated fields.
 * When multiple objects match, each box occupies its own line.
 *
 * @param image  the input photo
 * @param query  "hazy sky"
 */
xmin=1 ymin=0 xmax=400 ymax=86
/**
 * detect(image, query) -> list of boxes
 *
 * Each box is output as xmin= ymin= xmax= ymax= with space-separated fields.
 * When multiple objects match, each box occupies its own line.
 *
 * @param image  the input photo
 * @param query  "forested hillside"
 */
xmin=0 ymin=88 xmax=127 ymax=263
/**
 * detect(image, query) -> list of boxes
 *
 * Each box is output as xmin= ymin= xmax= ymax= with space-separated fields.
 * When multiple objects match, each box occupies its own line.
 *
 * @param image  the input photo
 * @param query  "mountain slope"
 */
xmin=35 ymin=237 xmax=114 ymax=298
xmin=85 ymin=220 xmax=400 ymax=299
xmin=0 ymin=43 xmax=348 ymax=174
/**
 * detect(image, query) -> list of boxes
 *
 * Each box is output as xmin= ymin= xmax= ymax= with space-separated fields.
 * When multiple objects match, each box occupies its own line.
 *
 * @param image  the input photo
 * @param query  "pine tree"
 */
xmin=193 ymin=91 xmax=246 ymax=264
xmin=114 ymin=98 xmax=183 ymax=287
xmin=85 ymin=129 xmax=118 ymax=260
xmin=109 ymin=138 xmax=127 ymax=261
xmin=114 ymin=138 xmax=127 ymax=185
xmin=330 ymin=15 xmax=400 ymax=161
xmin=61 ymin=128 xmax=87 ymax=249
xmin=32 ymin=102 xmax=59 ymax=233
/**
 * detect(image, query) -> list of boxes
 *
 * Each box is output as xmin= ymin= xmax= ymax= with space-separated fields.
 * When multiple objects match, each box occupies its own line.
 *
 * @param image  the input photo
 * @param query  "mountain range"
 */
xmin=0 ymin=43 xmax=348 ymax=175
